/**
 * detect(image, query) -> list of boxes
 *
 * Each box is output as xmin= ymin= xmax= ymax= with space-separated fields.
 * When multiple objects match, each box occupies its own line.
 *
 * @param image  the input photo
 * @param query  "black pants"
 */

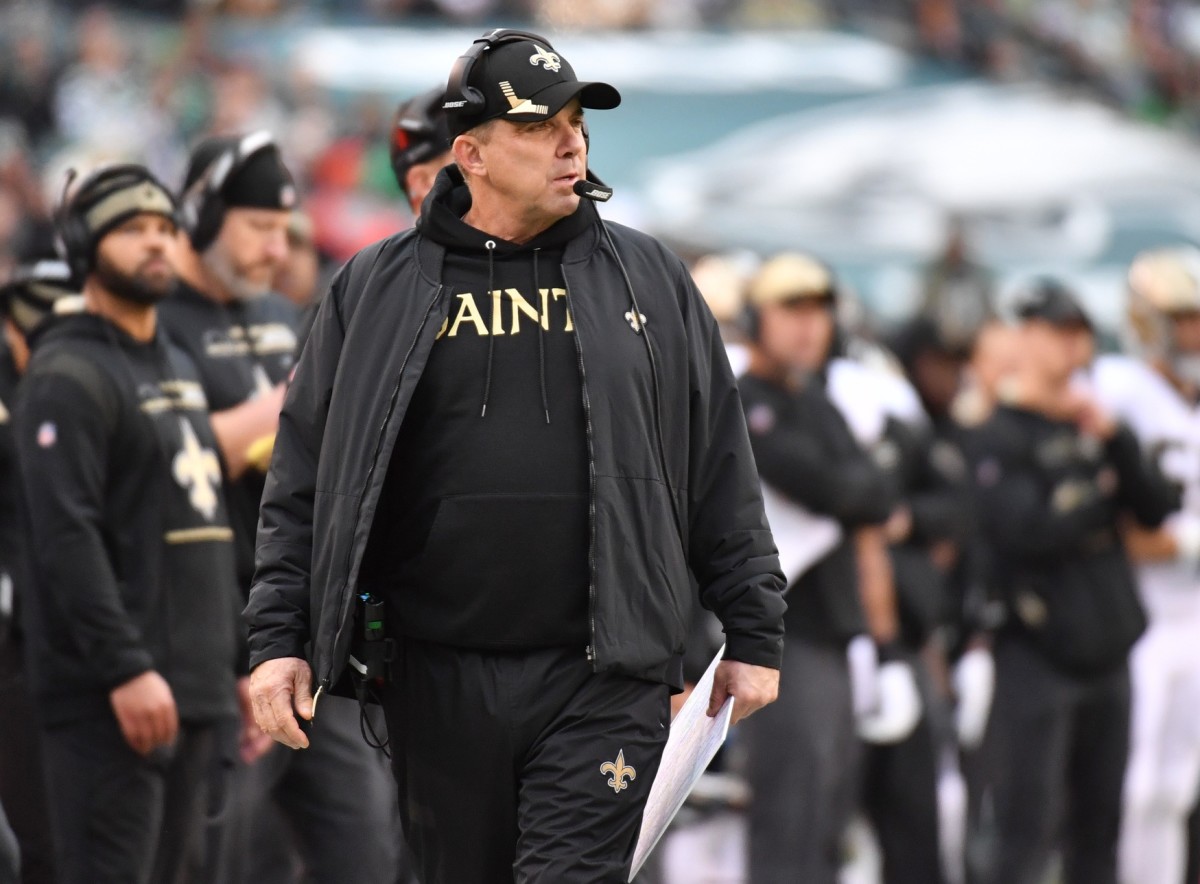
xmin=204 ymin=695 xmax=403 ymax=884
xmin=744 ymin=635 xmax=860 ymax=884
xmin=969 ymin=635 xmax=1130 ymax=884
xmin=41 ymin=713 xmax=215 ymax=884
xmin=0 ymin=802 xmax=16 ymax=884
xmin=0 ymin=643 xmax=55 ymax=884
xmin=862 ymin=650 xmax=947 ymax=884
xmin=381 ymin=640 xmax=670 ymax=884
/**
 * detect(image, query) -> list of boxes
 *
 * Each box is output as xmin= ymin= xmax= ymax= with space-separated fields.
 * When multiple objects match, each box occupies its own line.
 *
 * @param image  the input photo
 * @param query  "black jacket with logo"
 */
xmin=158 ymin=283 xmax=300 ymax=593
xmin=967 ymin=404 xmax=1177 ymax=675
xmin=16 ymin=313 xmax=240 ymax=724
xmin=245 ymin=167 xmax=787 ymax=695
xmin=739 ymin=372 xmax=895 ymax=644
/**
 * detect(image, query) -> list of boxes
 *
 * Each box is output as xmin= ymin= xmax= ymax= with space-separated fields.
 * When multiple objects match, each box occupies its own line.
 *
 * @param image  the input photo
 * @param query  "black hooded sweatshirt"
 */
xmin=16 ymin=313 xmax=239 ymax=724
xmin=360 ymin=181 xmax=592 ymax=649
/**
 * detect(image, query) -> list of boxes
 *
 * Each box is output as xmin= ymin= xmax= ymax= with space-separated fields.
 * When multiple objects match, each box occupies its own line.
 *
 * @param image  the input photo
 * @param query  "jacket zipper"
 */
xmin=562 ymin=267 xmax=598 ymax=664
xmin=319 ymin=283 xmax=445 ymax=705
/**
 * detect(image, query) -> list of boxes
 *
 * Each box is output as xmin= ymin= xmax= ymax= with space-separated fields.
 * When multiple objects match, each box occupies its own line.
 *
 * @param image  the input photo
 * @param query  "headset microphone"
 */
xmin=574 ymin=178 xmax=613 ymax=203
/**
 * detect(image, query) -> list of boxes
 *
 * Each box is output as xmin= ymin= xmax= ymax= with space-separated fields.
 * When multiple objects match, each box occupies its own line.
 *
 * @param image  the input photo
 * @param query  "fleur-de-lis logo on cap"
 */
xmin=600 ymin=749 xmax=637 ymax=794
xmin=529 ymin=46 xmax=561 ymax=72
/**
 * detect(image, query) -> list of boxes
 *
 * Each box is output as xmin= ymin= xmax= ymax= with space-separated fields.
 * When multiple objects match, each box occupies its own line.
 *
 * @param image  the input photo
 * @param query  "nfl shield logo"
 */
xmin=36 ymin=421 xmax=56 ymax=448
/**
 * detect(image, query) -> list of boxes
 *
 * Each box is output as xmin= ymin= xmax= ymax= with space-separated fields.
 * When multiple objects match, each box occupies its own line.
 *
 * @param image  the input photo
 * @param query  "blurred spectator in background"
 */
xmin=0 ymin=22 xmax=59 ymax=149
xmin=162 ymin=132 xmax=402 ymax=884
xmin=951 ymin=318 xmax=1020 ymax=430
xmin=388 ymin=86 xmax=452 ymax=217
xmin=18 ymin=163 xmax=240 ymax=884
xmin=891 ymin=312 xmax=973 ymax=429
xmin=689 ymin=250 xmax=755 ymax=376
xmin=920 ymin=216 xmax=993 ymax=337
xmin=273 ymin=209 xmax=320 ymax=308
xmin=0 ymin=124 xmax=55 ymax=273
xmin=852 ymin=337 xmax=973 ymax=884
xmin=738 ymin=253 xmax=901 ymax=884
xmin=965 ymin=278 xmax=1177 ymax=884
xmin=0 ymin=259 xmax=75 ymax=884
xmin=1091 ymin=246 xmax=1200 ymax=884
xmin=54 ymin=7 xmax=169 ymax=157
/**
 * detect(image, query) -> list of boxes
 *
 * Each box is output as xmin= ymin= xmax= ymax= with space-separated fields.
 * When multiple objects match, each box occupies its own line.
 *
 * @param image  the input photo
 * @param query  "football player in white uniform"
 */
xmin=1091 ymin=246 xmax=1200 ymax=884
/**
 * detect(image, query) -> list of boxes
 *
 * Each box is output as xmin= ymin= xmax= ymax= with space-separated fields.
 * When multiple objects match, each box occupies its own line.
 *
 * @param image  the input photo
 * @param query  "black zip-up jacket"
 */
xmin=739 ymin=371 xmax=895 ymax=644
xmin=16 ymin=313 xmax=240 ymax=724
xmin=245 ymin=168 xmax=787 ymax=695
xmin=967 ymin=404 xmax=1178 ymax=675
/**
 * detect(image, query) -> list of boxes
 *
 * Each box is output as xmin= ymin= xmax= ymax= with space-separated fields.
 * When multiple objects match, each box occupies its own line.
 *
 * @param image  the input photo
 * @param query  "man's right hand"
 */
xmin=110 ymin=670 xmax=179 ymax=756
xmin=249 ymin=656 xmax=314 ymax=750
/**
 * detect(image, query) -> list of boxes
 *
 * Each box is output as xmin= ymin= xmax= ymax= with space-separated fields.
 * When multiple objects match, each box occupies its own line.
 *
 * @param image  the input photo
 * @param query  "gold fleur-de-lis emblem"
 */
xmin=529 ymin=46 xmax=561 ymax=72
xmin=600 ymin=749 xmax=637 ymax=794
xmin=625 ymin=310 xmax=646 ymax=333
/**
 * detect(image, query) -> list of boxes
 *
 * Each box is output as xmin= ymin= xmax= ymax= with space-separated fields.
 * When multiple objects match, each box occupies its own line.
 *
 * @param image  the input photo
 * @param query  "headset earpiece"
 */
xmin=181 ymin=130 xmax=277 ymax=253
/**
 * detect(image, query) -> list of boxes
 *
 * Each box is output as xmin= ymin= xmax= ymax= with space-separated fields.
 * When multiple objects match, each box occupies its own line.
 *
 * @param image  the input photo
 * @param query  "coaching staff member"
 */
xmin=17 ymin=166 xmax=240 ymax=883
xmin=247 ymin=28 xmax=786 ymax=883
xmin=967 ymin=280 xmax=1177 ymax=884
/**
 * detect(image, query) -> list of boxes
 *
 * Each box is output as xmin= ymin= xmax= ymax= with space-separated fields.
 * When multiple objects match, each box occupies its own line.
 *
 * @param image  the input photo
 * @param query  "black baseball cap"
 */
xmin=184 ymin=134 xmax=296 ymax=212
xmin=443 ymin=32 xmax=620 ymax=139
xmin=390 ymin=87 xmax=452 ymax=193
xmin=1014 ymin=277 xmax=1093 ymax=330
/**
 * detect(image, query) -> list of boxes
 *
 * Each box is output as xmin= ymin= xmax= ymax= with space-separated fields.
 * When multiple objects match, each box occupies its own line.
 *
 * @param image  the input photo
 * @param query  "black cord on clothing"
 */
xmin=533 ymin=248 xmax=550 ymax=424
xmin=480 ymin=239 xmax=497 ymax=417
xmin=355 ymin=680 xmax=391 ymax=758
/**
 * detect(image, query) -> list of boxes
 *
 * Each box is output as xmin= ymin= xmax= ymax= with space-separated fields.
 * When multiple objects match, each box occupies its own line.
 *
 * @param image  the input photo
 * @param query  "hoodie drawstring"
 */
xmin=533 ymin=249 xmax=550 ymax=425
xmin=480 ymin=239 xmax=497 ymax=417
xmin=479 ymin=241 xmax=552 ymax=424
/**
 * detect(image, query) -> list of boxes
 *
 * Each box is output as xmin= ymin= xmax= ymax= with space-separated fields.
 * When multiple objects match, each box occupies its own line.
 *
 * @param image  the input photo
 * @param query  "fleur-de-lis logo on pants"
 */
xmin=600 ymin=749 xmax=637 ymax=794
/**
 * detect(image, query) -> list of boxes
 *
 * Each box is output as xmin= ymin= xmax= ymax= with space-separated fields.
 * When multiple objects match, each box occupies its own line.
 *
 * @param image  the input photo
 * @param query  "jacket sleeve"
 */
xmin=746 ymin=393 xmax=895 ymax=527
xmin=1108 ymin=423 xmax=1179 ymax=528
xmin=972 ymin=428 xmax=1113 ymax=558
xmin=15 ymin=370 xmax=154 ymax=690
xmin=244 ymin=268 xmax=347 ymax=669
xmin=678 ymin=265 xmax=787 ymax=670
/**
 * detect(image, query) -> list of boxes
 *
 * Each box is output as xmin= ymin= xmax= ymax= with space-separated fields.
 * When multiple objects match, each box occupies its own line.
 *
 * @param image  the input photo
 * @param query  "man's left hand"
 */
xmin=707 ymin=660 xmax=780 ymax=725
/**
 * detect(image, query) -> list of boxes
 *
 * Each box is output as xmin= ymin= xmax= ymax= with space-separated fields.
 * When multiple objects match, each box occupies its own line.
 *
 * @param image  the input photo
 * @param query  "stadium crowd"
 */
xmin=4 ymin=4 xmax=1200 ymax=884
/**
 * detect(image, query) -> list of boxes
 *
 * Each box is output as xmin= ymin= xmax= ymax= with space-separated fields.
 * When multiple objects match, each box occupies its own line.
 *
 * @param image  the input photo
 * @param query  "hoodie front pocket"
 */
xmin=395 ymin=492 xmax=590 ymax=647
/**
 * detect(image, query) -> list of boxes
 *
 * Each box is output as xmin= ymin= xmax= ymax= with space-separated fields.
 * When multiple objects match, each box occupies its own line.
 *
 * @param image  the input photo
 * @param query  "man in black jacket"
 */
xmin=246 ymin=28 xmax=786 ymax=883
xmin=16 ymin=165 xmax=241 ymax=883
xmin=0 ymin=258 xmax=76 ymax=884
xmin=966 ymin=280 xmax=1178 ymax=884
xmin=736 ymin=252 xmax=901 ymax=883
xmin=161 ymin=134 xmax=402 ymax=884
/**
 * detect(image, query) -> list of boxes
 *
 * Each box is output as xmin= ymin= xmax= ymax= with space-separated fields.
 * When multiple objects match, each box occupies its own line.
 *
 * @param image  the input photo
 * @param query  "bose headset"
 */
xmin=442 ymin=28 xmax=556 ymax=117
xmin=179 ymin=129 xmax=278 ymax=252
xmin=56 ymin=164 xmax=178 ymax=281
